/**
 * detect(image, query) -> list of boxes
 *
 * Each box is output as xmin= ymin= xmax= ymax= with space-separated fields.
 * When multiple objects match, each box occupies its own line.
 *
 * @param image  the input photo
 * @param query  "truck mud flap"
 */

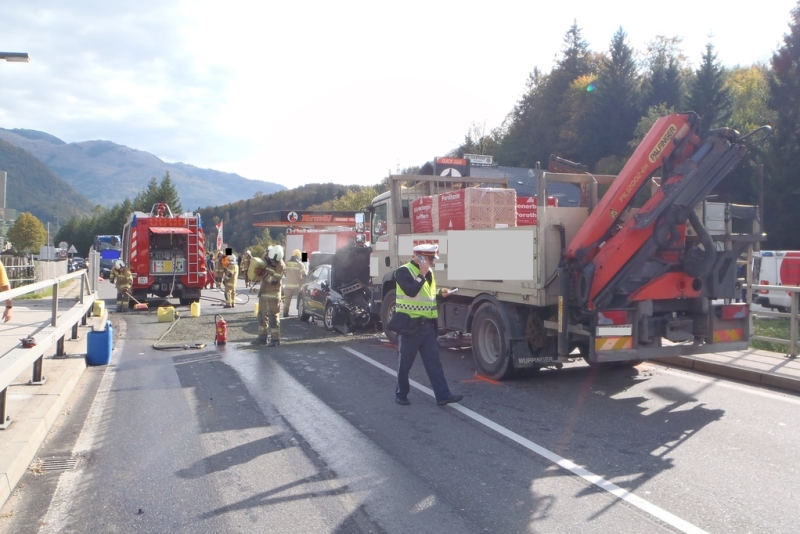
xmin=510 ymin=339 xmax=556 ymax=368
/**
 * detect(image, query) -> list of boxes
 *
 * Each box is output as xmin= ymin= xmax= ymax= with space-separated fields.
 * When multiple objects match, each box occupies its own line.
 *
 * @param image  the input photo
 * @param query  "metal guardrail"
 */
xmin=748 ymin=282 xmax=800 ymax=358
xmin=0 ymin=268 xmax=98 ymax=429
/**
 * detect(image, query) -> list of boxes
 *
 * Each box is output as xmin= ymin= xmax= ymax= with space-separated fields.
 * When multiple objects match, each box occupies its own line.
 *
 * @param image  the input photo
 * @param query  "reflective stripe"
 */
xmin=396 ymin=263 xmax=437 ymax=319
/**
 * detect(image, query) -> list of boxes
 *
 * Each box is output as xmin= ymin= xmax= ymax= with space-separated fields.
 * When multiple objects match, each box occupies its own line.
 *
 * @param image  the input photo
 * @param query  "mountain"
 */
xmin=0 ymin=139 xmax=94 ymax=225
xmin=0 ymin=128 xmax=286 ymax=210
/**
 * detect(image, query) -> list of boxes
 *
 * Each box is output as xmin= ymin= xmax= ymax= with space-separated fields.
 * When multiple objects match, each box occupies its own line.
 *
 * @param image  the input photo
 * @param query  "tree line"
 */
xmin=449 ymin=4 xmax=800 ymax=248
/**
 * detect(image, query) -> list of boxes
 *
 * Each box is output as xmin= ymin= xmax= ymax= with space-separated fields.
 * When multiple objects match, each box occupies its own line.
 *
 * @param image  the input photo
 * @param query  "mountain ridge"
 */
xmin=0 ymin=128 xmax=286 ymax=210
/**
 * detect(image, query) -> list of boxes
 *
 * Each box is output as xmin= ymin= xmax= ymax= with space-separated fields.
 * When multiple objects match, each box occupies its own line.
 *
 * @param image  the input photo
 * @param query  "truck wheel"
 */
xmin=471 ymin=303 xmax=514 ymax=380
xmin=381 ymin=289 xmax=398 ymax=344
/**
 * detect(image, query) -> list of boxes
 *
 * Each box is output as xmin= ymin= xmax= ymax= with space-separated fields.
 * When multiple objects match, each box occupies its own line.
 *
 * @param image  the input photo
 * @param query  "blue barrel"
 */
xmin=86 ymin=320 xmax=113 ymax=366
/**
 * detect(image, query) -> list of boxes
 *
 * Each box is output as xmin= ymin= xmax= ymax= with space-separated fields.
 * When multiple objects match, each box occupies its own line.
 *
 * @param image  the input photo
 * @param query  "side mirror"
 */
xmin=355 ymin=212 xmax=366 ymax=234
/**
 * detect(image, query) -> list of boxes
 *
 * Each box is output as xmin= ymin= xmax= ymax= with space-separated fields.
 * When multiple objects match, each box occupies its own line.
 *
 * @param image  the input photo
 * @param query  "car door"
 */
xmin=311 ymin=266 xmax=331 ymax=316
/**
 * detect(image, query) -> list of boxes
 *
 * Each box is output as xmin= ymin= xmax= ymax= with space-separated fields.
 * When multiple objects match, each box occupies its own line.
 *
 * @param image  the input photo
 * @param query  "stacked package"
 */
xmin=410 ymin=196 xmax=434 ymax=233
xmin=516 ymin=195 xmax=558 ymax=226
xmin=437 ymin=188 xmax=517 ymax=231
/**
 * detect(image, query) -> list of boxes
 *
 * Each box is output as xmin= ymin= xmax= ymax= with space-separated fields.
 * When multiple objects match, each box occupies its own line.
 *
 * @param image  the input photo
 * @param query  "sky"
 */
xmin=0 ymin=0 xmax=797 ymax=191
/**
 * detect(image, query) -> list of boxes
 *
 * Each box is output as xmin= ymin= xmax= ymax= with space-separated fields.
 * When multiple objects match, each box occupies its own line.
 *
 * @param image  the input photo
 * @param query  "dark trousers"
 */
xmin=396 ymin=321 xmax=451 ymax=402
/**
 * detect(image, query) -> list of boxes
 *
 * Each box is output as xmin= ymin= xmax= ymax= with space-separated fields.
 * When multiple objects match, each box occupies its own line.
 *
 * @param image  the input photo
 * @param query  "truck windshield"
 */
xmin=371 ymin=203 xmax=388 ymax=244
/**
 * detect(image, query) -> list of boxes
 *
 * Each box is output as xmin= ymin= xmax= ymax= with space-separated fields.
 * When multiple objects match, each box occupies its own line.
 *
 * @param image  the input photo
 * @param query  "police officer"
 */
xmin=113 ymin=262 xmax=133 ymax=312
xmin=394 ymin=244 xmax=462 ymax=406
xmin=282 ymin=249 xmax=307 ymax=317
xmin=257 ymin=245 xmax=285 ymax=346
xmin=222 ymin=254 xmax=239 ymax=308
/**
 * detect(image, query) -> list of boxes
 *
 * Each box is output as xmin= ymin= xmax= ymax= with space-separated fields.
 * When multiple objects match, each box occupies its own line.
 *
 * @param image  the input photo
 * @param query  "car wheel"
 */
xmin=298 ymin=298 xmax=311 ymax=322
xmin=323 ymin=302 xmax=335 ymax=331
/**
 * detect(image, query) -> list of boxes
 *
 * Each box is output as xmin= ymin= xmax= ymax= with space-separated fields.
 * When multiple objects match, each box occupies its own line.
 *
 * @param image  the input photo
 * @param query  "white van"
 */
xmin=752 ymin=251 xmax=800 ymax=311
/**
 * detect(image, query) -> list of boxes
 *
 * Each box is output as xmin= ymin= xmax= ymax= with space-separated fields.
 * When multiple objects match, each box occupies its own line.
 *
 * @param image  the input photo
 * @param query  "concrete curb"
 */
xmin=0 ymin=295 xmax=106 ymax=510
xmin=660 ymin=355 xmax=800 ymax=394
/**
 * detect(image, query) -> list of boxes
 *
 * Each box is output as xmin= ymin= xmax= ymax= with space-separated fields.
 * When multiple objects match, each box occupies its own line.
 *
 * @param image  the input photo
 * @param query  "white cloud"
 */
xmin=0 ymin=0 xmax=796 ymax=192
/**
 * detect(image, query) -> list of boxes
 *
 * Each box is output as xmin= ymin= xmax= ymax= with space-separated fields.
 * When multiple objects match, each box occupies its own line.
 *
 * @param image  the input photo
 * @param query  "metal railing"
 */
xmin=0 ymin=267 xmax=98 ymax=429
xmin=748 ymin=282 xmax=800 ymax=358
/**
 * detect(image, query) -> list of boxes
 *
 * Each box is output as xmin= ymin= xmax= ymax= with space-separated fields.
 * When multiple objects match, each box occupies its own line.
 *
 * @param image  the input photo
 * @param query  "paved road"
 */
xmin=2 ymin=284 xmax=800 ymax=533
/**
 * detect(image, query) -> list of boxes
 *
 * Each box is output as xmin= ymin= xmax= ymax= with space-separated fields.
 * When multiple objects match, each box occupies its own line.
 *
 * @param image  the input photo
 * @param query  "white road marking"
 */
xmin=38 ymin=323 xmax=125 ymax=534
xmin=343 ymin=346 xmax=708 ymax=534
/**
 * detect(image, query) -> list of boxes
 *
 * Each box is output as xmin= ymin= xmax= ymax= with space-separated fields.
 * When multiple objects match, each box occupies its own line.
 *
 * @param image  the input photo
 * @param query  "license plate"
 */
xmin=138 ymin=276 xmax=148 ymax=284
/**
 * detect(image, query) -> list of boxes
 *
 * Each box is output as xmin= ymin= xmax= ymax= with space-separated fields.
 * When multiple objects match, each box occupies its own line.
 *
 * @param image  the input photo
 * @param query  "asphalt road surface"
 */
xmin=2 ymin=283 xmax=799 ymax=533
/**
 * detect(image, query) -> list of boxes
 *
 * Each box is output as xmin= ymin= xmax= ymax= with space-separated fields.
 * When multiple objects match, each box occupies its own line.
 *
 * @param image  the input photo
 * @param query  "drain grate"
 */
xmin=37 ymin=457 xmax=78 ymax=471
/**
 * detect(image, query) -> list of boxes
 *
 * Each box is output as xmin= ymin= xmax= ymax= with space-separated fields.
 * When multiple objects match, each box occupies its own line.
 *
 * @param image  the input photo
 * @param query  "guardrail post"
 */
xmin=791 ymin=291 xmax=798 ymax=359
xmin=72 ymin=322 xmax=79 ymax=340
xmin=31 ymin=356 xmax=45 ymax=385
xmin=51 ymin=281 xmax=58 ymax=327
xmin=56 ymin=335 xmax=65 ymax=357
xmin=0 ymin=387 xmax=10 ymax=429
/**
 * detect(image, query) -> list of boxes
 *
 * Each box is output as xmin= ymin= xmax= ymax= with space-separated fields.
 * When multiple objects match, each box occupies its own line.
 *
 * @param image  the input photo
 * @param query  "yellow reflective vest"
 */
xmin=395 ymin=262 xmax=437 ymax=319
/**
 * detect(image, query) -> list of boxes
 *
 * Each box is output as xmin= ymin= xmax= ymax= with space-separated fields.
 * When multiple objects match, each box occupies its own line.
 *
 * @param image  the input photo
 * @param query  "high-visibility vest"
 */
xmin=395 ymin=262 xmax=437 ymax=319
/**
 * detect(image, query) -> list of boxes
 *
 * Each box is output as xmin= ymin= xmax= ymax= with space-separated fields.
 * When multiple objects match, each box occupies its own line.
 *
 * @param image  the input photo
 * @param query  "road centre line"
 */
xmin=343 ymin=346 xmax=708 ymax=534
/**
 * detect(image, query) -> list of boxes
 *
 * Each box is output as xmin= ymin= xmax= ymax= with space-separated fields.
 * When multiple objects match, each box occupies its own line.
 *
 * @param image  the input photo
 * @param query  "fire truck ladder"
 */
xmin=187 ymin=217 xmax=201 ymax=286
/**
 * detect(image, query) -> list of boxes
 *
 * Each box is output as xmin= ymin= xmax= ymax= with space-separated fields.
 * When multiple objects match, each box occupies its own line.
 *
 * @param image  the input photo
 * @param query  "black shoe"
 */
xmin=436 ymin=395 xmax=463 ymax=406
xmin=395 ymin=396 xmax=410 ymax=405
xmin=253 ymin=335 xmax=267 ymax=345
xmin=267 ymin=339 xmax=280 ymax=347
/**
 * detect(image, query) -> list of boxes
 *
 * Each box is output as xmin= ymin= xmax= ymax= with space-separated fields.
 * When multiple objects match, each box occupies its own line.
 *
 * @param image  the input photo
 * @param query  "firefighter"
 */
xmin=114 ymin=262 xmax=133 ymax=312
xmin=214 ymin=250 xmax=225 ymax=289
xmin=282 ymin=249 xmax=307 ymax=317
xmin=108 ymin=260 xmax=123 ymax=284
xmin=222 ymin=254 xmax=239 ymax=308
xmin=257 ymin=245 xmax=285 ymax=346
xmin=241 ymin=250 xmax=252 ymax=288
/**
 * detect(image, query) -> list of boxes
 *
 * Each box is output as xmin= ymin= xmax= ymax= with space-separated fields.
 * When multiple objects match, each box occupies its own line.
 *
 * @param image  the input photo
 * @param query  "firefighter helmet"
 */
xmin=267 ymin=245 xmax=284 ymax=263
xmin=292 ymin=249 xmax=301 ymax=258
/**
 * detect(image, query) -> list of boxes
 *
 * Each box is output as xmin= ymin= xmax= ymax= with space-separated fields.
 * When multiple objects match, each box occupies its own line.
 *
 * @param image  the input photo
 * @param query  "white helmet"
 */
xmin=267 ymin=245 xmax=284 ymax=262
xmin=227 ymin=255 xmax=237 ymax=265
xmin=245 ymin=250 xmax=251 ymax=257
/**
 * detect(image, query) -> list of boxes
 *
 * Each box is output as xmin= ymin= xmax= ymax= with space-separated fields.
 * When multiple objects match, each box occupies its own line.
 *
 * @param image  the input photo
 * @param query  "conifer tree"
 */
xmin=765 ymin=1 xmax=800 ymax=248
xmin=687 ymin=42 xmax=733 ymax=137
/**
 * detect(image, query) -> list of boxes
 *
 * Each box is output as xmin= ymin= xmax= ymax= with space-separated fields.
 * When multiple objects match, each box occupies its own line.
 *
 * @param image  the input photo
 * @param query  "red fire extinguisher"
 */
xmin=215 ymin=314 xmax=227 ymax=345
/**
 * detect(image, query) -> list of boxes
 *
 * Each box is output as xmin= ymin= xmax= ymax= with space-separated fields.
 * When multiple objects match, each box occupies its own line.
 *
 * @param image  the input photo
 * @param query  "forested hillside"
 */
xmin=445 ymin=7 xmax=800 ymax=248
xmin=0 ymin=139 xmax=93 ymax=225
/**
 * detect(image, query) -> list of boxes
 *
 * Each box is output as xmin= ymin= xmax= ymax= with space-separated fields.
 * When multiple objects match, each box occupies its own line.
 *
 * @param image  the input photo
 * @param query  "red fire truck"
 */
xmin=121 ymin=202 xmax=206 ymax=305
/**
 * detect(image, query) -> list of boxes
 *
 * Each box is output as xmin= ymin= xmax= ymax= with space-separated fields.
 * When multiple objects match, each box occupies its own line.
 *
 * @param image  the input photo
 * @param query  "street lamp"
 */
xmin=0 ymin=52 xmax=29 ymax=63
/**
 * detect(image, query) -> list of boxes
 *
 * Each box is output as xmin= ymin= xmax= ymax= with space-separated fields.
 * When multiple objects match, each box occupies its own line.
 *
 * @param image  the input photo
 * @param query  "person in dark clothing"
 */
xmin=392 ymin=243 xmax=462 ymax=407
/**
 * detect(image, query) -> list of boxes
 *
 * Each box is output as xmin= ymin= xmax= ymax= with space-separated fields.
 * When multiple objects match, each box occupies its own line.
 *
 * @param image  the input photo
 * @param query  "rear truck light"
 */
xmin=595 ymin=309 xmax=633 ymax=349
xmin=759 ymin=281 xmax=769 ymax=294
xmin=716 ymin=304 xmax=749 ymax=320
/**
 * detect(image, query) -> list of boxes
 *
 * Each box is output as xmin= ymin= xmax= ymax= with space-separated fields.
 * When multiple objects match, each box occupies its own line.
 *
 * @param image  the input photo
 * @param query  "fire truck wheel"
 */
xmin=323 ymin=303 xmax=335 ymax=331
xmin=381 ymin=290 xmax=398 ymax=344
xmin=471 ymin=303 xmax=514 ymax=380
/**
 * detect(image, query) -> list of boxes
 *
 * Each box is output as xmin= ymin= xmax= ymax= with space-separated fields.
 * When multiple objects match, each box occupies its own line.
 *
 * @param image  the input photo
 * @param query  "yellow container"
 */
xmin=92 ymin=299 xmax=105 ymax=316
xmin=157 ymin=306 xmax=175 ymax=323
xmin=253 ymin=302 xmax=259 ymax=317
xmin=190 ymin=301 xmax=201 ymax=317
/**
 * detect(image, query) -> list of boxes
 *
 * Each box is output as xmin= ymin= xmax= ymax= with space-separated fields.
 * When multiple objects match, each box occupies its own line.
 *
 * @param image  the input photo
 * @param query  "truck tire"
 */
xmin=471 ymin=303 xmax=514 ymax=380
xmin=381 ymin=289 xmax=398 ymax=344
